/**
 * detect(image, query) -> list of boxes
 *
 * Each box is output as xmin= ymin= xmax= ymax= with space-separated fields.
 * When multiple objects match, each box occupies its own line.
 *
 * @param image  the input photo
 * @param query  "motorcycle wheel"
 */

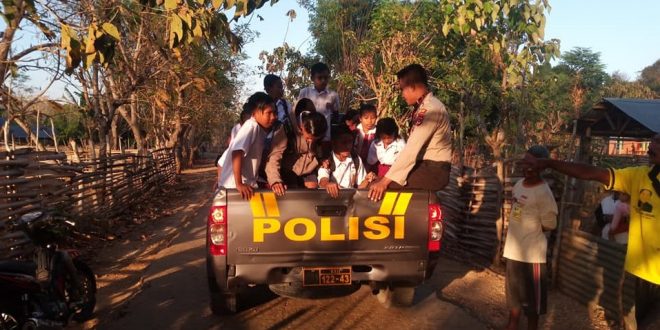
xmin=68 ymin=260 xmax=97 ymax=322
xmin=0 ymin=312 xmax=20 ymax=330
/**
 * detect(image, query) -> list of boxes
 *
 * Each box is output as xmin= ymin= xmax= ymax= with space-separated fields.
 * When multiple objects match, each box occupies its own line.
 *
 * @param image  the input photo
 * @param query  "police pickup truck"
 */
xmin=206 ymin=189 xmax=444 ymax=314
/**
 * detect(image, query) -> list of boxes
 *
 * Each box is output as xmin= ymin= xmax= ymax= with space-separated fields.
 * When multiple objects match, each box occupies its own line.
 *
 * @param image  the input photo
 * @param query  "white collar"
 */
xmin=312 ymin=87 xmax=328 ymax=94
xmin=376 ymin=138 xmax=400 ymax=149
xmin=357 ymin=123 xmax=376 ymax=134
xmin=332 ymin=152 xmax=352 ymax=166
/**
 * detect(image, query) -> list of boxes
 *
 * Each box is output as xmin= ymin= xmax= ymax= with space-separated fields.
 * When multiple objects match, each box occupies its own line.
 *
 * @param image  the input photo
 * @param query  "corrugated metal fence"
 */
xmin=557 ymin=228 xmax=633 ymax=320
xmin=440 ymin=164 xmax=633 ymax=322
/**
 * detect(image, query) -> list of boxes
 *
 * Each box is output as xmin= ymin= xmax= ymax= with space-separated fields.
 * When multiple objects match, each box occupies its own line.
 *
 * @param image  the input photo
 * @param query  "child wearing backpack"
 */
xmin=264 ymin=110 xmax=328 ymax=194
xmin=318 ymin=125 xmax=376 ymax=198
xmin=367 ymin=117 xmax=406 ymax=178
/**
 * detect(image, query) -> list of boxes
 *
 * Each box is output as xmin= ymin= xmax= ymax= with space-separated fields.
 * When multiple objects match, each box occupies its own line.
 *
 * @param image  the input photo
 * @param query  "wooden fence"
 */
xmin=0 ymin=148 xmax=176 ymax=258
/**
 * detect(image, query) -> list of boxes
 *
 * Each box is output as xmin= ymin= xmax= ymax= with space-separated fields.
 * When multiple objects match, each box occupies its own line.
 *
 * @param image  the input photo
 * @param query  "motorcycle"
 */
xmin=0 ymin=211 xmax=96 ymax=330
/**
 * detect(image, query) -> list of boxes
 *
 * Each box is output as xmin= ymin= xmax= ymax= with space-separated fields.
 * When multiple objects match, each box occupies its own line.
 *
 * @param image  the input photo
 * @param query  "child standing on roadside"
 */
xmin=503 ymin=145 xmax=558 ymax=330
xmin=297 ymin=62 xmax=339 ymax=156
xmin=218 ymin=92 xmax=277 ymax=200
xmin=354 ymin=104 xmax=377 ymax=169
xmin=367 ymin=117 xmax=406 ymax=178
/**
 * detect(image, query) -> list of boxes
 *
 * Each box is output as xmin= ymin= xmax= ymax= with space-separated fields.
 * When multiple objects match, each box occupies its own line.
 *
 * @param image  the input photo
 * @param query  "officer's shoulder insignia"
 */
xmin=415 ymin=108 xmax=428 ymax=126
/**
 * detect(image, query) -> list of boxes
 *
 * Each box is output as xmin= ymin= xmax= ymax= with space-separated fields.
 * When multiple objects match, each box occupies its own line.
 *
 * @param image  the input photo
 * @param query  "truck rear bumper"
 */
xmin=219 ymin=260 xmax=428 ymax=288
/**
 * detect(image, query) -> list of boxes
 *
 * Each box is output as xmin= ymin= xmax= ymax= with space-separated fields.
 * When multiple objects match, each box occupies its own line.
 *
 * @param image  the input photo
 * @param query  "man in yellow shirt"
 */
xmin=521 ymin=133 xmax=660 ymax=330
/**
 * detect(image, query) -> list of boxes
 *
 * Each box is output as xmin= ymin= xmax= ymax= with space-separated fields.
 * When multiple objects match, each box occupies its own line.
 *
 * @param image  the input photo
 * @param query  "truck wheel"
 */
xmin=207 ymin=261 xmax=237 ymax=316
xmin=209 ymin=291 xmax=237 ymax=315
xmin=376 ymin=286 xmax=415 ymax=308
xmin=208 ymin=277 xmax=238 ymax=315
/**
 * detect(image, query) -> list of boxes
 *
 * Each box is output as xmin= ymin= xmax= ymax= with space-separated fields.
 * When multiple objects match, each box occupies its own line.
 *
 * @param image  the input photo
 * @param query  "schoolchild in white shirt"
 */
xmin=218 ymin=92 xmax=277 ymax=200
xmin=318 ymin=125 xmax=375 ymax=198
xmin=297 ymin=62 xmax=339 ymax=156
xmin=367 ymin=117 xmax=406 ymax=178
xmin=354 ymin=104 xmax=377 ymax=170
xmin=215 ymin=105 xmax=252 ymax=190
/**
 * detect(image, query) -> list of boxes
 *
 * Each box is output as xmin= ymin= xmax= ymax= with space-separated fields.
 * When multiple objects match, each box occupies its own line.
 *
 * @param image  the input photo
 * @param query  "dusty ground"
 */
xmin=68 ymin=162 xmax=645 ymax=330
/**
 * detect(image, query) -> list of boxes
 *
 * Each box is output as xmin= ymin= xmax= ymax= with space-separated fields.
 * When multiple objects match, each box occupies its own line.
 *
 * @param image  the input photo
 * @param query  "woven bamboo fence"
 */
xmin=0 ymin=148 xmax=176 ymax=258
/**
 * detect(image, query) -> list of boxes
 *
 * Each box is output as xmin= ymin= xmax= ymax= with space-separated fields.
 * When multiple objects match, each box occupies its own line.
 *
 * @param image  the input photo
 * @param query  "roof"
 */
xmin=0 ymin=118 xmax=54 ymax=139
xmin=576 ymin=98 xmax=660 ymax=138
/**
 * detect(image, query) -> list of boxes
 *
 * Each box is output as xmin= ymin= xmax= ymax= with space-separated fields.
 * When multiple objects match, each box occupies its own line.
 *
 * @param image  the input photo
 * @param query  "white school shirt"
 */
xmin=298 ymin=86 xmax=339 ymax=141
xmin=218 ymin=123 xmax=243 ymax=166
xmin=600 ymin=195 xmax=616 ymax=215
xmin=354 ymin=123 xmax=376 ymax=154
xmin=218 ymin=118 xmax=267 ymax=189
xmin=503 ymin=180 xmax=558 ymax=263
xmin=276 ymin=99 xmax=293 ymax=123
xmin=317 ymin=152 xmax=367 ymax=189
xmin=367 ymin=138 xmax=406 ymax=166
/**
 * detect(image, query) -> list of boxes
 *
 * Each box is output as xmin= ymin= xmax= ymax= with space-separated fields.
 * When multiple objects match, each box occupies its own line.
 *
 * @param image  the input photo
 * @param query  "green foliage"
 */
xmin=604 ymin=74 xmax=657 ymax=99
xmin=259 ymin=43 xmax=319 ymax=99
xmin=60 ymin=0 xmax=276 ymax=72
xmin=640 ymin=59 xmax=660 ymax=95
xmin=555 ymin=47 xmax=610 ymax=91
xmin=52 ymin=105 xmax=86 ymax=143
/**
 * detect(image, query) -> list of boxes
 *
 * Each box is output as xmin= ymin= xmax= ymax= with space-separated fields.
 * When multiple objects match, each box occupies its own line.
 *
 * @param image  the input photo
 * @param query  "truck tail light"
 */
xmin=208 ymin=205 xmax=227 ymax=256
xmin=428 ymin=203 xmax=444 ymax=252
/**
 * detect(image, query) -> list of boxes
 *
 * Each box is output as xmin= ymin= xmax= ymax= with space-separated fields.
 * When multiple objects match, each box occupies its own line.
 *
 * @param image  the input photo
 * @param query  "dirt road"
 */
xmin=77 ymin=165 xmax=486 ymax=330
xmin=76 ymin=164 xmax=621 ymax=330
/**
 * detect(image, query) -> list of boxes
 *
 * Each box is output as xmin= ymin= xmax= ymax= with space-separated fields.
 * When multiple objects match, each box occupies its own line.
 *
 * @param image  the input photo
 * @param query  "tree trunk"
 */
xmin=3 ymin=118 xmax=11 ymax=152
xmin=0 ymin=5 xmax=22 ymax=87
xmin=69 ymin=139 xmax=81 ymax=162
xmin=457 ymin=93 xmax=466 ymax=169
xmin=110 ymin=114 xmax=119 ymax=151
xmin=50 ymin=118 xmax=58 ymax=153
xmin=486 ymin=129 xmax=506 ymax=267
xmin=118 ymin=93 xmax=147 ymax=155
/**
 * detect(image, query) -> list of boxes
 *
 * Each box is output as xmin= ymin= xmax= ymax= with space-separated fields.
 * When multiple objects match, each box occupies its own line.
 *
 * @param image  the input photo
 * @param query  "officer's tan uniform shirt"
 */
xmin=385 ymin=93 xmax=452 ymax=186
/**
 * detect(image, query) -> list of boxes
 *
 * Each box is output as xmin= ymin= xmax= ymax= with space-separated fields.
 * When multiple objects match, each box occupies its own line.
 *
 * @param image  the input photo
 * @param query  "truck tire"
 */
xmin=207 ymin=257 xmax=238 ymax=315
xmin=208 ymin=275 xmax=238 ymax=315
xmin=376 ymin=286 xmax=415 ymax=308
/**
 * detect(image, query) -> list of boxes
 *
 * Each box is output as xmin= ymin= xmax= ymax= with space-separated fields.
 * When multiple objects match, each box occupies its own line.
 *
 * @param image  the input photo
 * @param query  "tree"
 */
xmin=554 ymin=47 xmax=609 ymax=115
xmin=305 ymin=0 xmax=378 ymax=112
xmin=604 ymin=72 xmax=657 ymax=99
xmin=259 ymin=43 xmax=319 ymax=99
xmin=639 ymin=59 xmax=660 ymax=96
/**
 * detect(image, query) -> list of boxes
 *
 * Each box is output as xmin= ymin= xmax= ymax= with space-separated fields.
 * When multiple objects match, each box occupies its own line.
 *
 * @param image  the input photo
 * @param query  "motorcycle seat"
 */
xmin=0 ymin=260 xmax=36 ymax=276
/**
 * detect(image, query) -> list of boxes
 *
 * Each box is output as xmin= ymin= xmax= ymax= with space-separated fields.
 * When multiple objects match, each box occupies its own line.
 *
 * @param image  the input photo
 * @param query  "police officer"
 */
xmin=368 ymin=64 xmax=452 ymax=201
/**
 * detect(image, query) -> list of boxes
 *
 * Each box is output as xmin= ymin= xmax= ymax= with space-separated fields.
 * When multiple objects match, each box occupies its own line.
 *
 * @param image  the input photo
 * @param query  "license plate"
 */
xmin=302 ymin=267 xmax=352 ymax=287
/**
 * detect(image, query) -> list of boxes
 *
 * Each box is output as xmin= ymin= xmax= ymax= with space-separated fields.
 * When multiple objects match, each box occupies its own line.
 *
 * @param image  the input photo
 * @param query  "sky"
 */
xmin=6 ymin=0 xmax=660 ymax=101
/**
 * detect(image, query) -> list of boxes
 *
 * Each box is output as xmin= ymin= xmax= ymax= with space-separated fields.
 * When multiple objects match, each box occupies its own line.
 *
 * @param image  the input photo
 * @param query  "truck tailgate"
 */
xmin=224 ymin=189 xmax=430 ymax=265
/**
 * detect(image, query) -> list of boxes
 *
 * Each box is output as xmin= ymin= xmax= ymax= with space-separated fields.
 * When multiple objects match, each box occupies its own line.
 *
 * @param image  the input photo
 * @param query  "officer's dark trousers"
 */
xmin=389 ymin=160 xmax=451 ymax=192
